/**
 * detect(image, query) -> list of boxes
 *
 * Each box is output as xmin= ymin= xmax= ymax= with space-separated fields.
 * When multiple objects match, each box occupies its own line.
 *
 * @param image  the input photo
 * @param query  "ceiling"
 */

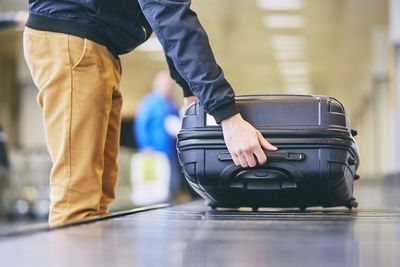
xmin=0 ymin=0 xmax=389 ymax=119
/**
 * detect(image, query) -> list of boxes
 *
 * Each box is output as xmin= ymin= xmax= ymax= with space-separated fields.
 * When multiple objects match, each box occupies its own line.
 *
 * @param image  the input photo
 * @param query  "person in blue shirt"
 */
xmin=0 ymin=11 xmax=27 ymax=30
xmin=134 ymin=70 xmax=183 ymax=201
xmin=135 ymin=71 xmax=179 ymax=158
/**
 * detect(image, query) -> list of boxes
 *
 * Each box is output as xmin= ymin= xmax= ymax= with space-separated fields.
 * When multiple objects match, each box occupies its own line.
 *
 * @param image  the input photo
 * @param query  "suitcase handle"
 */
xmin=219 ymin=162 xmax=304 ymax=186
xmin=217 ymin=151 xmax=306 ymax=162
xmin=236 ymin=94 xmax=314 ymax=99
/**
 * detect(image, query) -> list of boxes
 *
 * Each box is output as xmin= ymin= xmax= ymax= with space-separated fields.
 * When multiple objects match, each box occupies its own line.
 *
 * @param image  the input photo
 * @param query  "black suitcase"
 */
xmin=177 ymin=94 xmax=360 ymax=210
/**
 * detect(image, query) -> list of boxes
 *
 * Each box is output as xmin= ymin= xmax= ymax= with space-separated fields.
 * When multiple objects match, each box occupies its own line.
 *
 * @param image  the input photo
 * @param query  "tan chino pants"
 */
xmin=23 ymin=27 xmax=122 ymax=226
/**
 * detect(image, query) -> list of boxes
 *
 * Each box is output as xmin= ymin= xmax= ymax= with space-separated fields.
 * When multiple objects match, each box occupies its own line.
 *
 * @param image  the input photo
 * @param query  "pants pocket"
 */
xmin=68 ymin=35 xmax=88 ymax=70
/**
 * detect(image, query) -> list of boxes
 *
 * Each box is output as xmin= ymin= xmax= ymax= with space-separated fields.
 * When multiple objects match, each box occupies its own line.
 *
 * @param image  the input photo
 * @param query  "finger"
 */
xmin=231 ymin=153 xmax=240 ymax=166
xmin=257 ymin=131 xmax=277 ymax=151
xmin=238 ymin=154 xmax=248 ymax=168
xmin=253 ymin=148 xmax=267 ymax=165
xmin=244 ymin=151 xmax=257 ymax=168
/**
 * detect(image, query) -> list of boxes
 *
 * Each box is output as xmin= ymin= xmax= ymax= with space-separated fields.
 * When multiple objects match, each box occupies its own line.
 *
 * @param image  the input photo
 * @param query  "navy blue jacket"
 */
xmin=27 ymin=0 xmax=239 ymax=123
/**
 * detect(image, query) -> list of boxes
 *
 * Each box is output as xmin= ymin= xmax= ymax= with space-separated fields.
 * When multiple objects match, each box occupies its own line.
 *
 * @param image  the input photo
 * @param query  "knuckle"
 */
xmin=243 ymin=146 xmax=253 ymax=153
xmin=251 ymin=144 xmax=259 ymax=150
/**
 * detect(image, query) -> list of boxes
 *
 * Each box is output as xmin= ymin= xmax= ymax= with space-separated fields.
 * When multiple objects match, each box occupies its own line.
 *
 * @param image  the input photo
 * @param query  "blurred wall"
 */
xmin=389 ymin=0 xmax=400 ymax=176
xmin=355 ymin=27 xmax=397 ymax=179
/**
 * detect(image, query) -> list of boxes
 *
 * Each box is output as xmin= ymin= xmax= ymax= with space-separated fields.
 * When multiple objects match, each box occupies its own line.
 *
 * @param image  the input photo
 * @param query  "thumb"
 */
xmin=257 ymin=131 xmax=277 ymax=151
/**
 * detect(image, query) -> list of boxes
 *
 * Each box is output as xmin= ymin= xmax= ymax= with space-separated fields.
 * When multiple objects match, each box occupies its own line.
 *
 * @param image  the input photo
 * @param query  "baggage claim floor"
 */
xmin=0 ymin=180 xmax=399 ymax=267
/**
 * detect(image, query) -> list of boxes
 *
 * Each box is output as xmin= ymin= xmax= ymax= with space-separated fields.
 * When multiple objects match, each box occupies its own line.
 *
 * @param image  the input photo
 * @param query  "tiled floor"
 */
xmin=0 ymin=181 xmax=399 ymax=267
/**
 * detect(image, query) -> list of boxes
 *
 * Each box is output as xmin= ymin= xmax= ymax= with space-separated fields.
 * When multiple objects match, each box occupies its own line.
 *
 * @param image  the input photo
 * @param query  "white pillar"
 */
xmin=395 ymin=47 xmax=400 ymax=172
xmin=371 ymin=28 xmax=399 ymax=177
xmin=389 ymin=0 xmax=400 ymax=174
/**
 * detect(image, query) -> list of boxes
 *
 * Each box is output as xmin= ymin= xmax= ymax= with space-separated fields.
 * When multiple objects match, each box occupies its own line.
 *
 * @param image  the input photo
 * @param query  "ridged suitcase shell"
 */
xmin=177 ymin=95 xmax=360 ymax=210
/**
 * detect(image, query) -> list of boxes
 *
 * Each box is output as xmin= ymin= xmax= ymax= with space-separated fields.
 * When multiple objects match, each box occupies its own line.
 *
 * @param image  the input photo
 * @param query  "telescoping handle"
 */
xmin=217 ymin=151 xmax=306 ymax=162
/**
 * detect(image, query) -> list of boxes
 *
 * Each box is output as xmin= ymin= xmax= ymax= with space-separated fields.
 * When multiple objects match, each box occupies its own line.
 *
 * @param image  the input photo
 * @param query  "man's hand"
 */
xmin=221 ymin=113 xmax=277 ymax=168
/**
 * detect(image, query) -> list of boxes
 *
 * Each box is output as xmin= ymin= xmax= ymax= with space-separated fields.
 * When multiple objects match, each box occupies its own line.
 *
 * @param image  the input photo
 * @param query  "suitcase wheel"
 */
xmin=345 ymin=198 xmax=358 ymax=210
xmin=208 ymin=204 xmax=218 ymax=210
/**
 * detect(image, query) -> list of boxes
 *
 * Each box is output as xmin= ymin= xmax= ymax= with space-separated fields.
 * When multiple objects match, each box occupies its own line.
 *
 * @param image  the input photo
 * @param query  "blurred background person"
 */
xmin=0 ymin=11 xmax=27 ymax=30
xmin=134 ymin=70 xmax=187 ymax=203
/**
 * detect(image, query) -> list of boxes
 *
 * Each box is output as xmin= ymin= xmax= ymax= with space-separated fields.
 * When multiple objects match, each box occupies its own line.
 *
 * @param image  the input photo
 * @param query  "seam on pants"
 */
xmin=62 ymin=34 xmax=74 ymax=223
xmin=71 ymin=38 xmax=87 ymax=70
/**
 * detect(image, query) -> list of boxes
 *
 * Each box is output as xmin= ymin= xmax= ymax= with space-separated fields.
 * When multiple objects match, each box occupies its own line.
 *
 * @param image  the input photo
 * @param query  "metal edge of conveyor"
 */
xmin=0 ymin=203 xmax=171 ymax=239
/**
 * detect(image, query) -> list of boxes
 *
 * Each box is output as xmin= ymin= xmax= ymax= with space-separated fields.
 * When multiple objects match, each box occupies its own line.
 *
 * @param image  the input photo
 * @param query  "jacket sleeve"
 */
xmin=165 ymin=54 xmax=193 ymax=97
xmin=137 ymin=0 xmax=240 ymax=123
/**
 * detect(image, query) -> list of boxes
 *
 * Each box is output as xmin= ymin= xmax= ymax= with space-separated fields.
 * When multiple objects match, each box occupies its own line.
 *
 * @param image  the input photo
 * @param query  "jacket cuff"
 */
xmin=208 ymin=101 xmax=240 ymax=124
xmin=181 ymin=83 xmax=193 ymax=97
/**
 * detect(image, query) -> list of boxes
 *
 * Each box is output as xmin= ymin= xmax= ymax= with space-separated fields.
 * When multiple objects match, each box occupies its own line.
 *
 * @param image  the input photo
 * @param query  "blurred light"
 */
xmin=15 ymin=199 xmax=30 ymax=215
xmin=270 ymin=35 xmax=307 ymax=60
xmin=282 ymin=76 xmax=309 ymax=83
xmin=32 ymin=199 xmax=50 ymax=217
xmin=280 ymin=68 xmax=309 ymax=76
xmin=279 ymin=61 xmax=310 ymax=69
xmin=257 ymin=0 xmax=303 ymax=10
xmin=263 ymin=15 xmax=305 ymax=28
xmin=274 ymin=51 xmax=306 ymax=61
xmin=270 ymin=35 xmax=306 ymax=48
xmin=285 ymin=83 xmax=312 ymax=94
xmin=279 ymin=61 xmax=310 ymax=76
xmin=269 ymin=35 xmax=311 ymax=95
xmin=22 ymin=186 xmax=38 ymax=201
xmin=136 ymin=36 xmax=164 ymax=52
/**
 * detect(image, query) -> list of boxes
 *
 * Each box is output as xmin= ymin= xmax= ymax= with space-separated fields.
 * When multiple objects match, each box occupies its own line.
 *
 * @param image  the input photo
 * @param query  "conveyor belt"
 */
xmin=0 ymin=204 xmax=169 ymax=238
xmin=0 ymin=182 xmax=400 ymax=267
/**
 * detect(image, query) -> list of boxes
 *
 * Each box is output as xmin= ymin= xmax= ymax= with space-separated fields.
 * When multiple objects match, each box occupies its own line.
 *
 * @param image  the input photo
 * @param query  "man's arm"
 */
xmin=165 ymin=55 xmax=199 ymax=113
xmin=138 ymin=0 xmax=237 ymax=122
xmin=138 ymin=0 xmax=277 ymax=167
xmin=165 ymin=55 xmax=193 ymax=98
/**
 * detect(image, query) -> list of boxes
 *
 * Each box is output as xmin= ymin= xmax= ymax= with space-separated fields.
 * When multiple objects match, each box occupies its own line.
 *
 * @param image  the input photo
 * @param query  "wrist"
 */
xmin=220 ymin=113 xmax=242 ymax=128
xmin=208 ymin=101 xmax=240 ymax=124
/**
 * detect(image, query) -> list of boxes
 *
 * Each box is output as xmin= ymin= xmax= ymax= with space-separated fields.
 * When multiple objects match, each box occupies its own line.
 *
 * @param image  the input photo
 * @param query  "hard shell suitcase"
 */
xmin=177 ymin=94 xmax=360 ymax=210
